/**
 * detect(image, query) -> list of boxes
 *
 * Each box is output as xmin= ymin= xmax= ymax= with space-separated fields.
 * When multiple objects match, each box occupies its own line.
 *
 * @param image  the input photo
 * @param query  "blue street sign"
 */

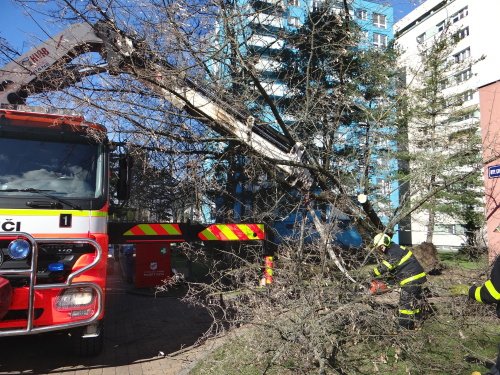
xmin=488 ymin=165 xmax=500 ymax=178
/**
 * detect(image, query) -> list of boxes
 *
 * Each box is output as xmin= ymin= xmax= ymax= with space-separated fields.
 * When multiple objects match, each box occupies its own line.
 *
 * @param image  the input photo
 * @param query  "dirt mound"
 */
xmin=412 ymin=242 xmax=444 ymax=275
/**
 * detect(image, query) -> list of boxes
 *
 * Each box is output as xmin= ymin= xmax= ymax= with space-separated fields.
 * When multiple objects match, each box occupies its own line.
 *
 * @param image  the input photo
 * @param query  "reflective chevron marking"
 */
xmin=123 ymin=223 xmax=182 ymax=236
xmin=198 ymin=224 xmax=265 ymax=241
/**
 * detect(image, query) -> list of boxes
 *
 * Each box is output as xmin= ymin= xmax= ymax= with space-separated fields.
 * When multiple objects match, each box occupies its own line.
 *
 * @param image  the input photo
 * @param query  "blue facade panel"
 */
xmin=214 ymin=0 xmax=397 ymax=247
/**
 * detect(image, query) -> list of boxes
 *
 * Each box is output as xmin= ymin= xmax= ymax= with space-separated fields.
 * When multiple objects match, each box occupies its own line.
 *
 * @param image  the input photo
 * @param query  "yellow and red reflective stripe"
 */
xmin=124 ymin=223 xmax=182 ymax=236
xmin=264 ymin=255 xmax=273 ymax=284
xmin=198 ymin=224 xmax=265 ymax=241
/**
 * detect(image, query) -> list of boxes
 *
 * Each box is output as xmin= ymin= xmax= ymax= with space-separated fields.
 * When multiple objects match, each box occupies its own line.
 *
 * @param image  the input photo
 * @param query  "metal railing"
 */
xmin=0 ymin=234 xmax=103 ymax=336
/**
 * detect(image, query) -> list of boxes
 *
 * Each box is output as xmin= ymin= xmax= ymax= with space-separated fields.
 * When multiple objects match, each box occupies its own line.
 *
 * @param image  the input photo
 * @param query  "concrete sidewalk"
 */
xmin=0 ymin=263 xmax=216 ymax=375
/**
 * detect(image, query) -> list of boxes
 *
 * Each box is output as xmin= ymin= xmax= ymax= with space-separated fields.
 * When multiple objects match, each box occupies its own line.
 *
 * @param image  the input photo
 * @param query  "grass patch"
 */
xmin=439 ymin=252 xmax=488 ymax=270
xmin=353 ymin=316 xmax=499 ymax=375
xmin=190 ymin=316 xmax=499 ymax=375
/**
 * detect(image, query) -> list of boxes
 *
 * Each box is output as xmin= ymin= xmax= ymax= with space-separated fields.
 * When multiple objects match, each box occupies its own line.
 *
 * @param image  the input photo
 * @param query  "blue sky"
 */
xmin=1 ymin=0 xmax=420 ymax=52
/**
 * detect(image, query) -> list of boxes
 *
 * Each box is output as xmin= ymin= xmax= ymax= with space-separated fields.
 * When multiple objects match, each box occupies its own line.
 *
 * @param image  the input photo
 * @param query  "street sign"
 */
xmin=489 ymin=165 xmax=500 ymax=179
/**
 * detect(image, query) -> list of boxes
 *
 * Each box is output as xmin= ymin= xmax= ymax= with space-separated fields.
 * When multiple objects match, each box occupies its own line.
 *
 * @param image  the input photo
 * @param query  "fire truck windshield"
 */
xmin=0 ymin=137 xmax=104 ymax=199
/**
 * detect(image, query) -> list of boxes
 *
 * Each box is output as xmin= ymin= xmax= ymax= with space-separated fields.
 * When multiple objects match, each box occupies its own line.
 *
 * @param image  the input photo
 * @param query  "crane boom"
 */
xmin=0 ymin=22 xmax=308 ymax=186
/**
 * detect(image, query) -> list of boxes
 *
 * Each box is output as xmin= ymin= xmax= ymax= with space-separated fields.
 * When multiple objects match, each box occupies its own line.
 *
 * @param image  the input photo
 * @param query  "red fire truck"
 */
xmin=0 ymin=107 xmax=112 ymax=355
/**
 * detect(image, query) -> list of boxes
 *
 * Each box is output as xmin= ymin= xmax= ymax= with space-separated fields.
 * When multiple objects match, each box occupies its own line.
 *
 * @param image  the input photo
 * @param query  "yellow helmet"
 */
xmin=373 ymin=233 xmax=391 ymax=247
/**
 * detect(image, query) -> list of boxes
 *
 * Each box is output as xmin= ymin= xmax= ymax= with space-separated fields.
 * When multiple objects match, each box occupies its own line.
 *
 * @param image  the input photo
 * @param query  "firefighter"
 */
xmin=450 ymin=255 xmax=500 ymax=375
xmin=372 ymin=233 xmax=427 ymax=330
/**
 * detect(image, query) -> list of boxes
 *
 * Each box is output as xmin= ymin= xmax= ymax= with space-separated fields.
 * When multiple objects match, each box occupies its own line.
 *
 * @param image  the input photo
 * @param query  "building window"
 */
xmin=416 ymin=32 xmax=426 ymax=44
xmin=373 ymin=13 xmax=386 ymax=28
xmin=289 ymin=0 xmax=299 ymax=6
xmin=288 ymin=16 xmax=300 ymax=27
xmin=454 ymin=26 xmax=470 ymax=41
xmin=456 ymin=111 xmax=476 ymax=122
xmin=452 ymin=6 xmax=468 ymax=24
xmin=454 ymin=47 xmax=470 ymax=63
xmin=434 ymin=224 xmax=465 ymax=235
xmin=373 ymin=33 xmax=388 ymax=47
xmin=455 ymin=68 xmax=472 ymax=84
xmin=379 ymin=179 xmax=391 ymax=195
xmin=437 ymin=21 xmax=445 ymax=32
xmin=312 ymin=0 xmax=324 ymax=11
xmin=462 ymin=89 xmax=474 ymax=102
xmin=356 ymin=9 xmax=368 ymax=20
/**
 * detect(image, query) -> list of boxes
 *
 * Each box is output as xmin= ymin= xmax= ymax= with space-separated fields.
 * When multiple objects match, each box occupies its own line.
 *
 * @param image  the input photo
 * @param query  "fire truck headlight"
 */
xmin=56 ymin=287 xmax=95 ymax=309
xmin=7 ymin=239 xmax=31 ymax=259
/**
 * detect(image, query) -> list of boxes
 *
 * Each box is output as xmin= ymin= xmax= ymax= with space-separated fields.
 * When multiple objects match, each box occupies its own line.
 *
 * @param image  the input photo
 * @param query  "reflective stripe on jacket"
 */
xmin=373 ymin=243 xmax=427 ymax=286
xmin=469 ymin=256 xmax=500 ymax=304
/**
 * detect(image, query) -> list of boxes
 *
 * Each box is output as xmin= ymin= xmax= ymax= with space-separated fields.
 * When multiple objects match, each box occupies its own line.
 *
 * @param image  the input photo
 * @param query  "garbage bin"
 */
xmin=134 ymin=243 xmax=172 ymax=288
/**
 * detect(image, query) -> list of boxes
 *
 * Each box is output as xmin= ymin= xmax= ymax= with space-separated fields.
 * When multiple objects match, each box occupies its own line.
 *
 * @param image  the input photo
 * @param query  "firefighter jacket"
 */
xmin=373 ymin=243 xmax=427 ymax=287
xmin=468 ymin=256 xmax=500 ymax=307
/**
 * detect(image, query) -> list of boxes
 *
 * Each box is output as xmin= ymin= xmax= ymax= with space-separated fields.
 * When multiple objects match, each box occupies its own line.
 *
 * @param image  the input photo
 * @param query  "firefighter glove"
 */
xmin=450 ymin=284 xmax=469 ymax=296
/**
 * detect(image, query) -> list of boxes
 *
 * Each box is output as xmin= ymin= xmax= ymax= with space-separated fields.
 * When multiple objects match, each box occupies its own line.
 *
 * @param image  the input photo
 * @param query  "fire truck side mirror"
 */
xmin=116 ymin=155 xmax=133 ymax=201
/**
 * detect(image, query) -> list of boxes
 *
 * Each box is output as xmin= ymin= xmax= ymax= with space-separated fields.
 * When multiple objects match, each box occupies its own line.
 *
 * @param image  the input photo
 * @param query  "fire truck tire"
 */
xmin=70 ymin=322 xmax=104 ymax=357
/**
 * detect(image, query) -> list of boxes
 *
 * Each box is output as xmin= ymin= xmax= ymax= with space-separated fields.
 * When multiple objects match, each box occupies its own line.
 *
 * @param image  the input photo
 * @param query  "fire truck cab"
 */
xmin=0 ymin=107 xmax=110 ymax=355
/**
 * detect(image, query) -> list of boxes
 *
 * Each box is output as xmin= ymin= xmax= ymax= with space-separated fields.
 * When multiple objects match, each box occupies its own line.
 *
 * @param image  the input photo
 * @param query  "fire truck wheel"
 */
xmin=70 ymin=321 xmax=104 ymax=357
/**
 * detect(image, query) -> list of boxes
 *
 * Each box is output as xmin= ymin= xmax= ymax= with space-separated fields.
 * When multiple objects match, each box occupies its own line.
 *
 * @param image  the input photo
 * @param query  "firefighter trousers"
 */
xmin=398 ymin=283 xmax=424 ymax=330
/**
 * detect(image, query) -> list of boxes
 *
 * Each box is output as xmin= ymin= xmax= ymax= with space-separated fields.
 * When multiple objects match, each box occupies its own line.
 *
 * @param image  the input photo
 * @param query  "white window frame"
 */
xmin=312 ymin=0 xmax=324 ymax=10
xmin=462 ymin=89 xmax=474 ymax=102
xmin=437 ymin=21 xmax=445 ymax=32
xmin=288 ymin=16 xmax=300 ymax=27
xmin=452 ymin=6 xmax=468 ymax=24
xmin=289 ymin=0 xmax=299 ymax=6
xmin=356 ymin=9 xmax=368 ymax=20
xmin=454 ymin=47 xmax=470 ymax=63
xmin=455 ymin=68 xmax=472 ymax=84
xmin=439 ymin=78 xmax=448 ymax=90
xmin=455 ymin=26 xmax=470 ymax=40
xmin=372 ymin=13 xmax=386 ymax=29
xmin=373 ymin=33 xmax=388 ymax=48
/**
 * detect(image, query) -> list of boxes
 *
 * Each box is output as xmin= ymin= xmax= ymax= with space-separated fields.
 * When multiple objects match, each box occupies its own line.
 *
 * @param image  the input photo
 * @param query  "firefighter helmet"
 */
xmin=373 ymin=233 xmax=391 ymax=248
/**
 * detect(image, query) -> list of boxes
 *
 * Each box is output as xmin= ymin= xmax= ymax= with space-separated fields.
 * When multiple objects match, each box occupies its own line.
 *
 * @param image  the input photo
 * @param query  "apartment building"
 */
xmin=211 ymin=0 xmax=396 ymax=245
xmin=395 ymin=0 xmax=500 ymax=250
